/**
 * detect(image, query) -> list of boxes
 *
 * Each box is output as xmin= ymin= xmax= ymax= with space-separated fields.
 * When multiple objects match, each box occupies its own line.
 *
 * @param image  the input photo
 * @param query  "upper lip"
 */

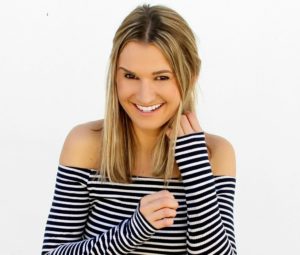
xmin=134 ymin=103 xmax=164 ymax=107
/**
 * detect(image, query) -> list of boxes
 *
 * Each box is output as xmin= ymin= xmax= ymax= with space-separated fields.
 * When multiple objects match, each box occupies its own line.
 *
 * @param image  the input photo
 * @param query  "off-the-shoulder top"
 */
xmin=41 ymin=132 xmax=237 ymax=255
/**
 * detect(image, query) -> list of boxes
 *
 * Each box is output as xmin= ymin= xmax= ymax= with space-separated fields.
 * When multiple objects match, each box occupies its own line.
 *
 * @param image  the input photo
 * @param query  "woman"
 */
xmin=41 ymin=4 xmax=237 ymax=255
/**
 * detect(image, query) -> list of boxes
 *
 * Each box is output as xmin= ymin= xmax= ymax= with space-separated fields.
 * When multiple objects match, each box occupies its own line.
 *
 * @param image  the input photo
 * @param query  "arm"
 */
xmin=213 ymin=175 xmax=236 ymax=251
xmin=41 ymin=165 xmax=156 ymax=255
xmin=175 ymin=132 xmax=237 ymax=255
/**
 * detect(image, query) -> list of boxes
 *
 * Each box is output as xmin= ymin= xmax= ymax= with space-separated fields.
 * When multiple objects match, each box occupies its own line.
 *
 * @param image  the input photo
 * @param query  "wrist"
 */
xmin=131 ymin=203 xmax=157 ymax=235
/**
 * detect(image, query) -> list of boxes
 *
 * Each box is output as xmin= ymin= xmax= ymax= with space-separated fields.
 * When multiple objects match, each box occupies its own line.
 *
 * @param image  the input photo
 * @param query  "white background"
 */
xmin=0 ymin=0 xmax=299 ymax=254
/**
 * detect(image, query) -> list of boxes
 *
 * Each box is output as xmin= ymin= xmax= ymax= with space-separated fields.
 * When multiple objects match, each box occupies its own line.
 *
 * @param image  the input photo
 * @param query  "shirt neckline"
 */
xmin=131 ymin=175 xmax=181 ymax=181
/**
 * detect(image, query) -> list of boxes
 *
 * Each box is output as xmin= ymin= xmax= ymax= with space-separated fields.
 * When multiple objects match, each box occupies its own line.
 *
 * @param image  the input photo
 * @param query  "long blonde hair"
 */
xmin=99 ymin=4 xmax=201 ymax=184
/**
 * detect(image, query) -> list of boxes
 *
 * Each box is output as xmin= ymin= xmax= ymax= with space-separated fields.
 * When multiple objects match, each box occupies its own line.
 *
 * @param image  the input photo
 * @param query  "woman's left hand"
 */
xmin=166 ymin=111 xmax=203 ymax=138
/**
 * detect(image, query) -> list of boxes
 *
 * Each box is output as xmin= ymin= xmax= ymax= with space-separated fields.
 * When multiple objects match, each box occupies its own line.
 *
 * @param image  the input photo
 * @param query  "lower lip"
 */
xmin=133 ymin=103 xmax=164 ymax=116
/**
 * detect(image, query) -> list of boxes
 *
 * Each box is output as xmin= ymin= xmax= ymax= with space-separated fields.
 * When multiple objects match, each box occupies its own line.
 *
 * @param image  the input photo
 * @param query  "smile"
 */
xmin=134 ymin=103 xmax=164 ymax=113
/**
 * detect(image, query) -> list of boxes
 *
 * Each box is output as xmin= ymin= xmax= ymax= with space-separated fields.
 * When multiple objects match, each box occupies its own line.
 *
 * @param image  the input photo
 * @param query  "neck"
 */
xmin=133 ymin=126 xmax=160 ymax=154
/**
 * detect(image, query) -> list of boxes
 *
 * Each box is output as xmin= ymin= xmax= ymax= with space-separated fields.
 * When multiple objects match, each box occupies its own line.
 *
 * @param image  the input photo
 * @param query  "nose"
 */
xmin=135 ymin=79 xmax=156 ymax=105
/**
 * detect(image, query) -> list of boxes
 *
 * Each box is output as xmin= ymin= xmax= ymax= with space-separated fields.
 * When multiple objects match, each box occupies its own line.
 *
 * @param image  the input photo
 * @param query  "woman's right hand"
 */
xmin=139 ymin=189 xmax=179 ymax=229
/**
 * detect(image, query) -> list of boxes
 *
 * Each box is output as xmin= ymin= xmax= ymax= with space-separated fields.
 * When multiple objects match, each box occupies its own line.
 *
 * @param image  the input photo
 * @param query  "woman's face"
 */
xmin=116 ymin=41 xmax=181 ymax=134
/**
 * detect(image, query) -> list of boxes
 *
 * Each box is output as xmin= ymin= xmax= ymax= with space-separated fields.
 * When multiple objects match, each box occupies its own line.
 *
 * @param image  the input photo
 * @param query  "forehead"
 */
xmin=117 ymin=41 xmax=171 ymax=72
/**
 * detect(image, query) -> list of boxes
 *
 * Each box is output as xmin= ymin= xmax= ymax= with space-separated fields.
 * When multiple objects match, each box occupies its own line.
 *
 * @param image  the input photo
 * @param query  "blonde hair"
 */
xmin=99 ymin=4 xmax=201 ymax=184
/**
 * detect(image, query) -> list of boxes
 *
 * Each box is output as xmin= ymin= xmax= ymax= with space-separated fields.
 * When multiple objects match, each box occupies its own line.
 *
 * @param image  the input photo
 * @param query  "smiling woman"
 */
xmin=41 ymin=3 xmax=237 ymax=255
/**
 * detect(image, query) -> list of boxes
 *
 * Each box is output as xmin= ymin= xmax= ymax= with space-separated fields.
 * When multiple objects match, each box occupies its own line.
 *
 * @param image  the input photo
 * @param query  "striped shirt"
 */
xmin=41 ymin=132 xmax=237 ymax=254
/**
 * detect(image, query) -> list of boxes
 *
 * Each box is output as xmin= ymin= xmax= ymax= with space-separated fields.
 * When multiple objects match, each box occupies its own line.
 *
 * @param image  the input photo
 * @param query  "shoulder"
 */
xmin=59 ymin=119 xmax=104 ymax=169
xmin=204 ymin=132 xmax=236 ymax=177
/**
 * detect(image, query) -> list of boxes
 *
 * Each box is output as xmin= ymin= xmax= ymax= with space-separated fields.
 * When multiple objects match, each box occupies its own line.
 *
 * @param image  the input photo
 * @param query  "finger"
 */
xmin=185 ymin=112 xmax=203 ymax=132
xmin=141 ymin=190 xmax=174 ymax=205
xmin=167 ymin=124 xmax=184 ymax=138
xmin=154 ymin=217 xmax=174 ymax=229
xmin=178 ymin=125 xmax=184 ymax=136
xmin=148 ymin=208 xmax=177 ymax=222
xmin=180 ymin=114 xmax=194 ymax=134
xmin=165 ymin=128 xmax=171 ymax=139
xmin=142 ymin=196 xmax=179 ymax=214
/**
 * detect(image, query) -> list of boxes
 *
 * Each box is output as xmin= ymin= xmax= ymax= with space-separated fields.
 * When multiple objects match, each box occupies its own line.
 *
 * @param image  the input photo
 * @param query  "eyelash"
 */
xmin=124 ymin=73 xmax=169 ymax=81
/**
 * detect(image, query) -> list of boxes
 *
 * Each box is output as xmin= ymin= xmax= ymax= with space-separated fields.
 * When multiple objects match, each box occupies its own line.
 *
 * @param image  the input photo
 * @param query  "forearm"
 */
xmin=41 ymin=166 xmax=157 ymax=255
xmin=43 ymin=203 xmax=156 ymax=255
xmin=175 ymin=132 xmax=237 ymax=255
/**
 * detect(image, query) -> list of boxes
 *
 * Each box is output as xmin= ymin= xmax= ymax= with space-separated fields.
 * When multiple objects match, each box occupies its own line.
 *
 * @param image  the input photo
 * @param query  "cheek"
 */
xmin=116 ymin=81 xmax=128 ymax=100
xmin=116 ymin=83 xmax=121 ymax=97
xmin=164 ymin=85 xmax=181 ymax=104
xmin=116 ymin=75 xmax=125 ymax=97
xmin=168 ymin=91 xmax=181 ymax=114
xmin=117 ymin=79 xmax=137 ymax=99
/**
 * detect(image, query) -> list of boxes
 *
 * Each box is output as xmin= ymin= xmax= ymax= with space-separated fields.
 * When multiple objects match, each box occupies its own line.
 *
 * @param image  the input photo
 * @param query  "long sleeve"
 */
xmin=175 ymin=132 xmax=237 ymax=255
xmin=41 ymin=165 xmax=157 ymax=255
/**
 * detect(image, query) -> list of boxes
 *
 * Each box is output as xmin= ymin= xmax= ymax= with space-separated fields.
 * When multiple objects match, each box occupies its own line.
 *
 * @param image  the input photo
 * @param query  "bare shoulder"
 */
xmin=204 ymin=132 xmax=236 ymax=177
xmin=59 ymin=119 xmax=104 ymax=169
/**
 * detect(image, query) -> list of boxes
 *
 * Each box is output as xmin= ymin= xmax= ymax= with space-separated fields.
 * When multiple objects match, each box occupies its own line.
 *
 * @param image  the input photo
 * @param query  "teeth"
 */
xmin=136 ymin=103 xmax=162 ymax=112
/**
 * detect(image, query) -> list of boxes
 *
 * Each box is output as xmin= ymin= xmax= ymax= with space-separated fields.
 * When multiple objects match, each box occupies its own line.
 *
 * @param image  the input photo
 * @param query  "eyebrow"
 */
xmin=118 ymin=67 xmax=173 ymax=75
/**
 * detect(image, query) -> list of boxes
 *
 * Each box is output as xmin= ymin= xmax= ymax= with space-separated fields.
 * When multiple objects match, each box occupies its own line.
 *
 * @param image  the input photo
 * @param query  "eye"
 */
xmin=124 ymin=73 xmax=137 ymax=79
xmin=155 ymin=76 xmax=169 ymax=81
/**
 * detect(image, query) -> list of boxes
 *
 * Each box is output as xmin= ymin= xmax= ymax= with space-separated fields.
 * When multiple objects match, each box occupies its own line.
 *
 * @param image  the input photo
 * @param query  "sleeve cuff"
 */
xmin=176 ymin=131 xmax=205 ymax=141
xmin=174 ymin=132 xmax=210 ymax=176
xmin=175 ymin=131 xmax=207 ymax=154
